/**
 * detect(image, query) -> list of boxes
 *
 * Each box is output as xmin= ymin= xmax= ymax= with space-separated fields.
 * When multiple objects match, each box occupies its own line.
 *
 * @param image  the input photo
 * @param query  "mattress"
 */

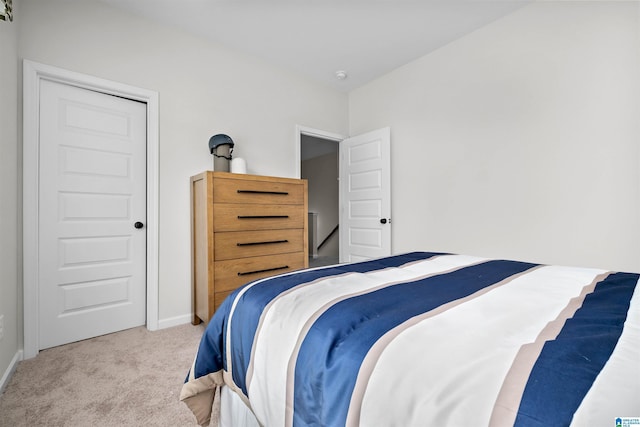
xmin=180 ymin=252 xmax=640 ymax=426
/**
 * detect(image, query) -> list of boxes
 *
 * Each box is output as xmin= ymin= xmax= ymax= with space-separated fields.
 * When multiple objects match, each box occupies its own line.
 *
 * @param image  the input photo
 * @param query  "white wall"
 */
xmin=0 ymin=0 xmax=20 ymax=387
xmin=18 ymin=0 xmax=348 ymax=325
xmin=350 ymin=1 xmax=640 ymax=272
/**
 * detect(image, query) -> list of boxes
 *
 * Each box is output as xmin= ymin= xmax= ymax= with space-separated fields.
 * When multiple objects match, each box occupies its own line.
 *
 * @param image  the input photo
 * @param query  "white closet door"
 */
xmin=38 ymin=79 xmax=147 ymax=349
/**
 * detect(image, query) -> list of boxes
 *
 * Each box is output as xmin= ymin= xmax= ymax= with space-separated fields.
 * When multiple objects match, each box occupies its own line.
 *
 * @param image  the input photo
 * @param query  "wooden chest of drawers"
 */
xmin=190 ymin=171 xmax=308 ymax=323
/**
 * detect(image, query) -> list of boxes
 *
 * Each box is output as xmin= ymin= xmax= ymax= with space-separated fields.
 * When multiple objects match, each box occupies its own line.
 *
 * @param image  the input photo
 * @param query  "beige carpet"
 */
xmin=0 ymin=323 xmax=214 ymax=427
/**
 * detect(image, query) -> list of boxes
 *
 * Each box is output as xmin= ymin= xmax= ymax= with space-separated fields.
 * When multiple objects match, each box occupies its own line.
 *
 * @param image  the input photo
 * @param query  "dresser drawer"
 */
xmin=214 ymin=253 xmax=306 ymax=292
xmin=212 ymin=177 xmax=304 ymax=205
xmin=213 ymin=204 xmax=304 ymax=232
xmin=214 ymin=229 xmax=304 ymax=260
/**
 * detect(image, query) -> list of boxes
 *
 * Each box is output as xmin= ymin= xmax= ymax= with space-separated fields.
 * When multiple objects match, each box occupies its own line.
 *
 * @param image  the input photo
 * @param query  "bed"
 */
xmin=180 ymin=252 xmax=640 ymax=426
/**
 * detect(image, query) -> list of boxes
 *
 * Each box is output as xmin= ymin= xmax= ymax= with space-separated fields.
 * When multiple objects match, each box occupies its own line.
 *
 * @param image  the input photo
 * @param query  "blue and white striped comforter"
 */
xmin=180 ymin=252 xmax=640 ymax=426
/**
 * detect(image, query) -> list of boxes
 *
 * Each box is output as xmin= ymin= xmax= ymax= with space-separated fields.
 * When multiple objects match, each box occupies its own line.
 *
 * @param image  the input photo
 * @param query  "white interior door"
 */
xmin=38 ymin=79 xmax=147 ymax=349
xmin=339 ymin=127 xmax=391 ymax=263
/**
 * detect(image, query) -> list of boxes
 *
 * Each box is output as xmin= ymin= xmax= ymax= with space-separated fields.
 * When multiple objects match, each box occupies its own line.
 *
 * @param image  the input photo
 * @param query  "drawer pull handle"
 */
xmin=237 ymin=190 xmax=289 ymax=195
xmin=238 ymin=265 xmax=289 ymax=276
xmin=237 ymin=239 xmax=289 ymax=246
xmin=237 ymin=215 xmax=289 ymax=219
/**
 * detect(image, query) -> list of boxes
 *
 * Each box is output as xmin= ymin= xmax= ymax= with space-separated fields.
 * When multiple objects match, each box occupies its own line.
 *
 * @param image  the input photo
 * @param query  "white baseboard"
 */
xmin=157 ymin=314 xmax=192 ymax=330
xmin=0 ymin=350 xmax=23 ymax=395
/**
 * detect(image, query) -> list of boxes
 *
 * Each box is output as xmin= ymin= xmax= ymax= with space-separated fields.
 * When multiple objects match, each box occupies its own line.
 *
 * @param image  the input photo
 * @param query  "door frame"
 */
xmin=22 ymin=60 xmax=160 ymax=359
xmin=295 ymin=125 xmax=345 ymax=260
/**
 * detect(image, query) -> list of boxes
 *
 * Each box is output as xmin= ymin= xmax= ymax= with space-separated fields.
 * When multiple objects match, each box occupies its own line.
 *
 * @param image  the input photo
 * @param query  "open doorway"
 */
xmin=296 ymin=126 xmax=391 ymax=265
xmin=299 ymin=132 xmax=341 ymax=268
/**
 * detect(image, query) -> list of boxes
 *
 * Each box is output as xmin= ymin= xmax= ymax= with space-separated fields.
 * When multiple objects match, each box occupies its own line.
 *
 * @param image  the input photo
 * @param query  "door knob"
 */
xmin=380 ymin=218 xmax=387 ymax=224
xmin=134 ymin=221 xmax=144 ymax=229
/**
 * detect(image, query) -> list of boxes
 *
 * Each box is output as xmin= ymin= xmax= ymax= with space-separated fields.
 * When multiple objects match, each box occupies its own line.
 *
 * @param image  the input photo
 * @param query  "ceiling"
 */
xmin=99 ymin=0 xmax=533 ymax=92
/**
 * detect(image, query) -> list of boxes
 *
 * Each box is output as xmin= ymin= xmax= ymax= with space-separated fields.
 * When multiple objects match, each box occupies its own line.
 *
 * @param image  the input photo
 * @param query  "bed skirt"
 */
xmin=220 ymin=385 xmax=260 ymax=427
